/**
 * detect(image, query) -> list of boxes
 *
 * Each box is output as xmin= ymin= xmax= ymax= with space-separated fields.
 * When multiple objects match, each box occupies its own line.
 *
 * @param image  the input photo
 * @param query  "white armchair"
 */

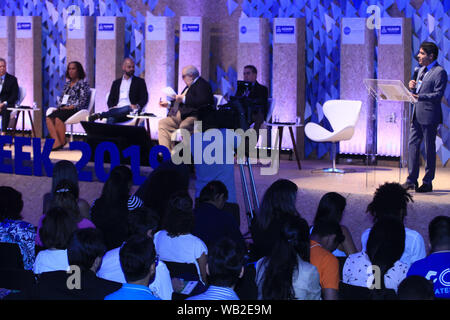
xmin=304 ymin=99 xmax=362 ymax=173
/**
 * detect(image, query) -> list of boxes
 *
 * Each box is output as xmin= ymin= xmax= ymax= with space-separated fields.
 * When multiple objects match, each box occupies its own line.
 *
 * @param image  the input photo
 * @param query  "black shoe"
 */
xmin=401 ymin=181 xmax=418 ymax=191
xmin=51 ymin=145 xmax=64 ymax=151
xmin=88 ymin=113 xmax=101 ymax=122
xmin=416 ymin=183 xmax=432 ymax=193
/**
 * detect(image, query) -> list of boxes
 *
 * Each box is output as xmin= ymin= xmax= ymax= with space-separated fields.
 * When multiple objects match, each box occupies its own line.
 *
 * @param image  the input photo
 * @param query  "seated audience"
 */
xmin=187 ymin=238 xmax=246 ymax=300
xmin=310 ymin=221 xmax=344 ymax=300
xmin=105 ymin=235 xmax=160 ymax=300
xmin=33 ymin=207 xmax=77 ymax=274
xmin=406 ymin=215 xmax=450 ymax=299
xmin=43 ymin=160 xmax=90 ymax=220
xmin=46 ymin=61 xmax=90 ymax=150
xmin=36 ymin=180 xmax=95 ymax=248
xmin=192 ymin=181 xmax=244 ymax=251
xmin=8 ymin=228 xmax=121 ymax=300
xmin=397 ymin=275 xmax=435 ymax=300
xmin=0 ymin=186 xmax=36 ymax=270
xmin=343 ymin=217 xmax=409 ymax=294
xmin=362 ymin=182 xmax=426 ymax=265
xmin=311 ymin=192 xmax=357 ymax=257
xmin=91 ymin=165 xmax=138 ymax=250
xmin=250 ymin=179 xmax=302 ymax=261
xmin=153 ymin=191 xmax=208 ymax=284
xmin=97 ymin=206 xmax=173 ymax=300
xmin=255 ymin=215 xmax=321 ymax=300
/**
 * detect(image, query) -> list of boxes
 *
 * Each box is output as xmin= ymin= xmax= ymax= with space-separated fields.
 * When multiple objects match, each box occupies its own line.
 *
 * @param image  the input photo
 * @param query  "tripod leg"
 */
xmin=246 ymin=158 xmax=259 ymax=211
xmin=239 ymin=163 xmax=254 ymax=227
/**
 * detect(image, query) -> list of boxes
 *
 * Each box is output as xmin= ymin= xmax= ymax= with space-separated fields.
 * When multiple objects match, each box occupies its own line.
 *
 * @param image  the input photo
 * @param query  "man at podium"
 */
xmin=402 ymin=42 xmax=448 ymax=193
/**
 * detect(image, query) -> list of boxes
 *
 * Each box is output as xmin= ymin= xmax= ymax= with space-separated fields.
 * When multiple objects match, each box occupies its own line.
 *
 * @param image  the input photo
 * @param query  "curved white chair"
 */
xmin=46 ymin=88 xmax=96 ymax=141
xmin=7 ymin=86 xmax=27 ymax=127
xmin=304 ymin=99 xmax=362 ymax=173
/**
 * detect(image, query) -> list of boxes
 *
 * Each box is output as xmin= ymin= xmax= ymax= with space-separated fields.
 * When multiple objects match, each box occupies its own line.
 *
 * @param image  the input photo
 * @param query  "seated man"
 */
xmin=229 ymin=65 xmax=268 ymax=132
xmin=89 ymin=58 xmax=148 ymax=123
xmin=0 ymin=58 xmax=19 ymax=135
xmin=158 ymin=65 xmax=214 ymax=152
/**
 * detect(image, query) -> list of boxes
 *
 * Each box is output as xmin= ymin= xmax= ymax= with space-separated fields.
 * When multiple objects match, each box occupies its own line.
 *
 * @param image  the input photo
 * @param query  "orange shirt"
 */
xmin=309 ymin=240 xmax=339 ymax=290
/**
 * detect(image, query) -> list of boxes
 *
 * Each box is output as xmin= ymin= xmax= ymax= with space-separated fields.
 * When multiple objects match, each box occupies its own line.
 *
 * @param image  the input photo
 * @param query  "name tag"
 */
xmin=61 ymin=95 xmax=70 ymax=105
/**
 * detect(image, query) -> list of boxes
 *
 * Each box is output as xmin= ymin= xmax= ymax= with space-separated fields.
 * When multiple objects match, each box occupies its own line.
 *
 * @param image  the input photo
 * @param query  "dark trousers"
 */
xmin=1 ymin=107 xmax=11 ymax=132
xmin=407 ymin=116 xmax=438 ymax=185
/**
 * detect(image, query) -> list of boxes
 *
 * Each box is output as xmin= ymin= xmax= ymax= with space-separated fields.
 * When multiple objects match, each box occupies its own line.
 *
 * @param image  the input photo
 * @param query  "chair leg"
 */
xmin=70 ymin=124 xmax=74 ymax=142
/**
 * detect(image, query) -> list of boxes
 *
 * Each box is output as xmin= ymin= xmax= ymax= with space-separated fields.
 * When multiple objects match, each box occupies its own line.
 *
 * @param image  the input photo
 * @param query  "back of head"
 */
xmin=127 ymin=206 xmax=160 ymax=238
xmin=52 ymin=160 xmax=79 ymax=199
xmin=313 ymin=192 xmax=346 ymax=225
xmin=258 ymin=179 xmax=299 ymax=230
xmin=0 ymin=186 xmax=24 ymax=221
xmin=199 ymin=180 xmax=229 ymax=204
xmin=162 ymin=191 xmax=194 ymax=237
xmin=311 ymin=220 xmax=345 ymax=246
xmin=429 ymin=215 xmax=450 ymax=252
xmin=207 ymin=238 xmax=246 ymax=287
xmin=67 ymin=228 xmax=106 ymax=270
xmin=398 ymin=275 xmax=434 ymax=300
xmin=119 ymin=235 xmax=156 ymax=283
xmin=366 ymin=217 xmax=405 ymax=289
xmin=50 ymin=179 xmax=81 ymax=220
xmin=261 ymin=214 xmax=310 ymax=300
xmin=40 ymin=207 xmax=78 ymax=249
xmin=366 ymin=182 xmax=413 ymax=222
xmin=101 ymin=165 xmax=133 ymax=204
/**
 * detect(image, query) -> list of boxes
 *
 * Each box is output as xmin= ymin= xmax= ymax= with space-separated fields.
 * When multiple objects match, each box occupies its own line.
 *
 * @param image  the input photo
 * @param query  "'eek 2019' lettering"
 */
xmin=0 ymin=136 xmax=171 ymax=185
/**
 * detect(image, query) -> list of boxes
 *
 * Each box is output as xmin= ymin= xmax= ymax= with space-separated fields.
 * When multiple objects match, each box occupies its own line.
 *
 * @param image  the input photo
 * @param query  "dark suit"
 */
xmin=407 ymin=62 xmax=448 ymax=185
xmin=0 ymin=73 xmax=19 ymax=132
xmin=235 ymin=80 xmax=269 ymax=113
xmin=232 ymin=81 xmax=269 ymax=130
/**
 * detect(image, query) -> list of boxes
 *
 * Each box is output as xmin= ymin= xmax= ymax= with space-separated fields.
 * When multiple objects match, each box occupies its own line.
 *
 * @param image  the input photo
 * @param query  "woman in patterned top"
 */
xmin=46 ymin=61 xmax=90 ymax=151
xmin=0 ymin=186 xmax=36 ymax=270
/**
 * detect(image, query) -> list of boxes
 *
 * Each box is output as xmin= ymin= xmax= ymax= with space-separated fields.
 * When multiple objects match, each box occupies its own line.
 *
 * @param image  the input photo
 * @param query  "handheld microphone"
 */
xmin=412 ymin=66 xmax=420 ymax=81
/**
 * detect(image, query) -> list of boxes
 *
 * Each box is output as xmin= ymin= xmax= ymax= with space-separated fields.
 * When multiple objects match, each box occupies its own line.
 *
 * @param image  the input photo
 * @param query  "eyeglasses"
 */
xmin=182 ymin=74 xmax=191 ymax=79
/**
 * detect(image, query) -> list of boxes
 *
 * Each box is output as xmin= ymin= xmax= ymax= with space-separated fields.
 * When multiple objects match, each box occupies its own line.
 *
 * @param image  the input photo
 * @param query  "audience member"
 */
xmin=310 ymin=221 xmax=344 ymax=300
xmin=397 ymin=275 xmax=435 ymax=300
xmin=46 ymin=61 xmax=90 ymax=150
xmin=0 ymin=186 xmax=36 ymax=270
xmin=255 ymin=215 xmax=321 ymax=300
xmin=343 ymin=217 xmax=409 ymax=294
xmin=154 ymin=191 xmax=208 ymax=284
xmin=97 ymin=206 xmax=173 ymax=300
xmin=91 ymin=165 xmax=135 ymax=250
xmin=158 ymin=65 xmax=214 ymax=151
xmin=406 ymin=215 xmax=450 ymax=299
xmin=362 ymin=182 xmax=426 ymax=265
xmin=0 ymin=57 xmax=19 ymax=135
xmin=192 ymin=181 xmax=244 ymax=251
xmin=36 ymin=180 xmax=95 ymax=248
xmin=33 ymin=207 xmax=77 ymax=274
xmin=105 ymin=235 xmax=160 ymax=300
xmin=312 ymin=192 xmax=357 ymax=257
xmin=43 ymin=159 xmax=90 ymax=220
xmin=250 ymin=179 xmax=301 ymax=261
xmin=89 ymin=58 xmax=148 ymax=123
xmin=187 ymin=238 xmax=246 ymax=300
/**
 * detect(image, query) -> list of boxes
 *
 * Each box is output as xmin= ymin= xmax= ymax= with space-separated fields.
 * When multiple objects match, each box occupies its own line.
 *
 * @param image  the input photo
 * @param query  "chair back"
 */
xmin=214 ymin=94 xmax=226 ymax=109
xmin=0 ymin=242 xmax=24 ymax=269
xmin=266 ymin=98 xmax=275 ymax=123
xmin=88 ymin=88 xmax=96 ymax=113
xmin=16 ymin=86 xmax=26 ymax=107
xmin=323 ymin=100 xmax=362 ymax=133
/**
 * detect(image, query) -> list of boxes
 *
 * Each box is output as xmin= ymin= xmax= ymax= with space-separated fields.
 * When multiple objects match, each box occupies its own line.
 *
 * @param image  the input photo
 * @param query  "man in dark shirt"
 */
xmin=0 ymin=58 xmax=19 ymax=135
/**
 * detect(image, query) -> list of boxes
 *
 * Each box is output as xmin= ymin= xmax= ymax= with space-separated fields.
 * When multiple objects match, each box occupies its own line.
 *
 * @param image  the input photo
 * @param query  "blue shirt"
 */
xmin=407 ymin=251 xmax=450 ymax=299
xmin=187 ymin=285 xmax=239 ymax=300
xmin=105 ymin=283 xmax=161 ymax=300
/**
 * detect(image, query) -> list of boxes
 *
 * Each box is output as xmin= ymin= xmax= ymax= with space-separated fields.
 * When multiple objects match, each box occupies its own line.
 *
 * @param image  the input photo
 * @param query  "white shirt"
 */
xmin=153 ymin=230 xmax=208 ymax=281
xmin=117 ymin=76 xmax=132 ymax=108
xmin=0 ymin=74 xmax=5 ymax=103
xmin=33 ymin=249 xmax=69 ymax=274
xmin=343 ymin=251 xmax=410 ymax=292
xmin=97 ymin=244 xmax=173 ymax=300
xmin=361 ymin=226 xmax=426 ymax=265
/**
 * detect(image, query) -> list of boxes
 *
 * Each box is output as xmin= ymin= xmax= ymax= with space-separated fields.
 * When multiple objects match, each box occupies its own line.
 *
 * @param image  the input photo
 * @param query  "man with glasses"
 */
xmin=158 ymin=65 xmax=214 ymax=152
xmin=0 ymin=58 xmax=19 ymax=135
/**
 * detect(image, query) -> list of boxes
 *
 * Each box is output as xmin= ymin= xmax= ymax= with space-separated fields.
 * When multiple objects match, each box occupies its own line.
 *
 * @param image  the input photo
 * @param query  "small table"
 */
xmin=7 ymin=107 xmax=37 ymax=138
xmin=265 ymin=122 xmax=303 ymax=170
xmin=126 ymin=113 xmax=157 ymax=135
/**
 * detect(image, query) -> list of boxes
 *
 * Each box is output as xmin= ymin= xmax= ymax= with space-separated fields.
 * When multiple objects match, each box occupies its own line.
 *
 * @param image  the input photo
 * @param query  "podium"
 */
xmin=364 ymin=79 xmax=416 ymax=182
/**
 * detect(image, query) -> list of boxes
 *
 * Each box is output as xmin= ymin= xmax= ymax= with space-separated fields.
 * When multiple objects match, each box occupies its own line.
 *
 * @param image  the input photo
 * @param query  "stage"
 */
xmin=1 ymin=143 xmax=449 ymax=255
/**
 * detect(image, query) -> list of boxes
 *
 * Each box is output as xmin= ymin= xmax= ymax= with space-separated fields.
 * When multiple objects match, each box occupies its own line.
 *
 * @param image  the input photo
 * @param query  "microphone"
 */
xmin=412 ymin=66 xmax=420 ymax=81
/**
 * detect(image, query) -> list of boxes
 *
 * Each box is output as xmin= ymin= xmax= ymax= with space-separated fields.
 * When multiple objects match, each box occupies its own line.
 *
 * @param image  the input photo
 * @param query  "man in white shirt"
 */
xmin=89 ymin=58 xmax=148 ymax=123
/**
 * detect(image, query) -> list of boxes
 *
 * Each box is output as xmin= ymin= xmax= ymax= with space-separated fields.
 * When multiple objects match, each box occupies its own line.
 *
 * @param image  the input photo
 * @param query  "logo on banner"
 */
xmin=381 ymin=26 xmax=401 ymax=34
xmin=343 ymin=26 xmax=351 ymax=35
xmin=17 ymin=22 xmax=31 ymax=30
xmin=99 ymin=23 xmax=114 ymax=32
xmin=148 ymin=25 xmax=154 ymax=32
xmin=182 ymin=24 xmax=200 ymax=32
xmin=240 ymin=26 xmax=247 ymax=34
xmin=276 ymin=26 xmax=294 ymax=34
